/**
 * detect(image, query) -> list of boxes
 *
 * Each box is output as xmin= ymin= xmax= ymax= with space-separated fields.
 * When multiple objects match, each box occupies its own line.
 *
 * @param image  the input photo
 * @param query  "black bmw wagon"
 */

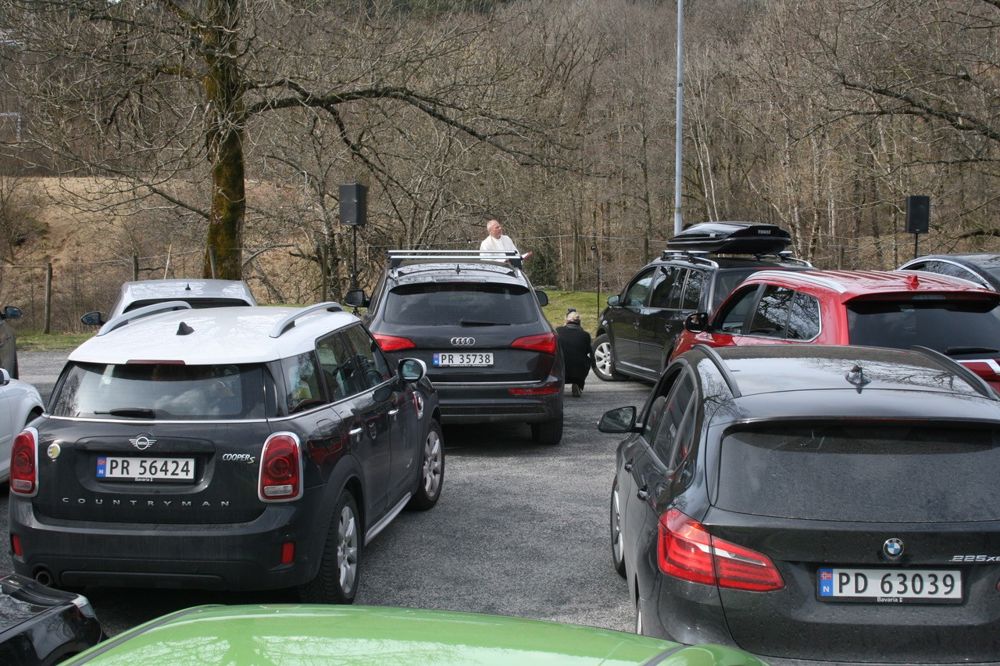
xmin=601 ymin=344 xmax=1000 ymax=664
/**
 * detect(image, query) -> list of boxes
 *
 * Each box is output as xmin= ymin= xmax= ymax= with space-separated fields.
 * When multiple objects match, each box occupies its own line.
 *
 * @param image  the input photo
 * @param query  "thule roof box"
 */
xmin=665 ymin=222 xmax=792 ymax=255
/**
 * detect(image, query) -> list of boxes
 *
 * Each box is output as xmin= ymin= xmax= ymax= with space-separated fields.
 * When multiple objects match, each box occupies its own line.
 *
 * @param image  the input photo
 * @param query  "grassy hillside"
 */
xmin=541 ymin=290 xmax=607 ymax=335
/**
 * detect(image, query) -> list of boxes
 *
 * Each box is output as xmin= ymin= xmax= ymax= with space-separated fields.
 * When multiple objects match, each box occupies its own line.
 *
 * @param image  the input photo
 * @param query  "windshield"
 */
xmin=718 ymin=424 xmax=1000 ymax=522
xmin=847 ymin=298 xmax=1000 ymax=355
xmin=384 ymin=283 xmax=538 ymax=325
xmin=50 ymin=362 xmax=267 ymax=420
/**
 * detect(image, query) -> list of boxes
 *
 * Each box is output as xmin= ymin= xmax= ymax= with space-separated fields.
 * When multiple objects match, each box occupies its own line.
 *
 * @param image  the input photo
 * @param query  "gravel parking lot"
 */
xmin=2 ymin=352 xmax=649 ymax=636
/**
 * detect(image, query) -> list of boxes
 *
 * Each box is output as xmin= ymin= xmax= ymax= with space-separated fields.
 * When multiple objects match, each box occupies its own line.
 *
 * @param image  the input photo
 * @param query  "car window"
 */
xmin=847 ymin=298 xmax=1000 ymax=353
xmin=623 ymin=268 xmax=656 ymax=308
xmin=649 ymin=373 xmax=695 ymax=464
xmin=343 ymin=324 xmax=393 ymax=390
xmin=717 ymin=286 xmax=760 ymax=334
xmin=649 ymin=266 xmax=680 ymax=309
xmin=383 ymin=283 xmax=538 ymax=325
xmin=316 ymin=332 xmax=362 ymax=400
xmin=786 ymin=292 xmax=821 ymax=340
xmin=717 ymin=424 xmax=1000 ymax=522
xmin=917 ymin=260 xmax=987 ymax=287
xmin=50 ymin=362 xmax=266 ymax=420
xmin=681 ymin=270 xmax=706 ymax=311
xmin=748 ymin=286 xmax=793 ymax=337
xmin=711 ymin=269 xmax=759 ymax=311
xmin=282 ymin=352 xmax=324 ymax=413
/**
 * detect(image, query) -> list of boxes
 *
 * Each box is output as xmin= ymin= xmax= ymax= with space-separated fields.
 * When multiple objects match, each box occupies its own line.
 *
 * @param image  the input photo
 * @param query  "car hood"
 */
xmin=64 ymin=605 xmax=766 ymax=665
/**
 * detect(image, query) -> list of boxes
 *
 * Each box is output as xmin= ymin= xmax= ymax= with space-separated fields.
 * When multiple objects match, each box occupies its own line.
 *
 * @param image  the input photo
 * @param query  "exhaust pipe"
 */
xmin=33 ymin=568 xmax=53 ymax=586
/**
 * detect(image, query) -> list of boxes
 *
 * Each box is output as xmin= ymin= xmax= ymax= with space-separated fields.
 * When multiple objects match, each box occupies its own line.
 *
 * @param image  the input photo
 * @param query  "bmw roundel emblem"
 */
xmin=883 ymin=538 xmax=904 ymax=561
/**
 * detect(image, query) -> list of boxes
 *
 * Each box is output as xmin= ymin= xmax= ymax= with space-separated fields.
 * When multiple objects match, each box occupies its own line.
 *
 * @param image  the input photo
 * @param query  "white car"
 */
xmin=81 ymin=279 xmax=257 ymax=326
xmin=0 ymin=368 xmax=43 ymax=482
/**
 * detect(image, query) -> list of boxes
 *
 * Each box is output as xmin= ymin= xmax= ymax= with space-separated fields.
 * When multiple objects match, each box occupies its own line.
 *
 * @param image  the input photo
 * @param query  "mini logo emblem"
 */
xmin=450 ymin=337 xmax=475 ymax=346
xmin=129 ymin=434 xmax=157 ymax=451
xmin=883 ymin=538 xmax=904 ymax=560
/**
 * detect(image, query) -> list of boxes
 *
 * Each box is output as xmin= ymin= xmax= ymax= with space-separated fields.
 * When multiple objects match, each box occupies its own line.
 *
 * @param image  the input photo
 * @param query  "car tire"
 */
xmin=407 ymin=420 xmax=444 ymax=511
xmin=610 ymin=478 xmax=626 ymax=578
xmin=592 ymin=334 xmax=626 ymax=382
xmin=531 ymin=413 xmax=563 ymax=445
xmin=299 ymin=490 xmax=362 ymax=604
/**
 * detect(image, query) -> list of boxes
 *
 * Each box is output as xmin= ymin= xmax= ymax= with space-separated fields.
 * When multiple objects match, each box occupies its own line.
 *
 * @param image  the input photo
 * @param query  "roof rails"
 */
xmin=268 ymin=302 xmax=343 ymax=338
xmin=659 ymin=250 xmax=719 ymax=268
xmin=693 ymin=344 xmax=742 ymax=398
xmin=97 ymin=301 xmax=192 ymax=337
xmin=910 ymin=346 xmax=998 ymax=400
xmin=387 ymin=250 xmax=523 ymax=270
xmin=749 ymin=270 xmax=848 ymax=293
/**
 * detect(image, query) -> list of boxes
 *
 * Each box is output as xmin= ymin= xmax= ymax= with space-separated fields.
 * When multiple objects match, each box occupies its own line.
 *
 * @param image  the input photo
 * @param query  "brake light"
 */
xmin=10 ymin=428 xmax=38 ymax=497
xmin=258 ymin=433 xmax=302 ymax=502
xmin=373 ymin=333 xmax=416 ymax=352
xmin=657 ymin=509 xmax=783 ymax=592
xmin=511 ymin=332 xmax=557 ymax=354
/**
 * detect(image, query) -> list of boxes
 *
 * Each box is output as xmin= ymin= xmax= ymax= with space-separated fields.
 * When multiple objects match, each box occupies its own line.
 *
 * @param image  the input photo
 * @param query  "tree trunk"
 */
xmin=202 ymin=0 xmax=246 ymax=280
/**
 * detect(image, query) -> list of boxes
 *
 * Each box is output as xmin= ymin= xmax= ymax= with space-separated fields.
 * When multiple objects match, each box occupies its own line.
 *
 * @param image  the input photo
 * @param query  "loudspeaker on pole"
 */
xmin=339 ymin=183 xmax=368 ymax=227
xmin=905 ymin=195 xmax=930 ymax=235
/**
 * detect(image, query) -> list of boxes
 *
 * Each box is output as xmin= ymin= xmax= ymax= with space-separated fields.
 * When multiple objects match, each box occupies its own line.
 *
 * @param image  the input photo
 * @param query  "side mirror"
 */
xmin=597 ymin=406 xmax=637 ymax=434
xmin=0 ymin=368 xmax=9 ymax=386
xmin=398 ymin=358 xmax=427 ymax=383
xmin=81 ymin=311 xmax=106 ymax=326
xmin=1 ymin=306 xmax=22 ymax=321
xmin=535 ymin=290 xmax=549 ymax=307
xmin=344 ymin=289 xmax=369 ymax=308
xmin=684 ymin=312 xmax=709 ymax=333
xmin=607 ymin=294 xmax=621 ymax=307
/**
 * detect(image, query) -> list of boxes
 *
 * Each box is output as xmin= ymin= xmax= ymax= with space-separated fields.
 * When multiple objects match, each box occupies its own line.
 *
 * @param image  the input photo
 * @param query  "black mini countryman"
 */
xmin=8 ymin=301 xmax=444 ymax=603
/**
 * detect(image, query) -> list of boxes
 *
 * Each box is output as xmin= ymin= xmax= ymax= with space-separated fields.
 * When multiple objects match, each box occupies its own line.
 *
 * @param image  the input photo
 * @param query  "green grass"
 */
xmin=16 ymin=330 xmax=94 ymax=352
xmin=541 ymin=290 xmax=608 ymax=334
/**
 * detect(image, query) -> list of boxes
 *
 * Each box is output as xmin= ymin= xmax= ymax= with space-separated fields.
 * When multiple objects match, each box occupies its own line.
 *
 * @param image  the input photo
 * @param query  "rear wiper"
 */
xmin=94 ymin=408 xmax=158 ymax=419
xmin=944 ymin=346 xmax=1000 ymax=356
xmin=459 ymin=319 xmax=508 ymax=326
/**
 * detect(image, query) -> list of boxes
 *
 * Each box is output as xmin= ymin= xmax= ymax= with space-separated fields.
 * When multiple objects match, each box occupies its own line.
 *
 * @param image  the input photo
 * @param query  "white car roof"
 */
xmin=69 ymin=305 xmax=359 ymax=365
xmin=111 ymin=279 xmax=256 ymax=317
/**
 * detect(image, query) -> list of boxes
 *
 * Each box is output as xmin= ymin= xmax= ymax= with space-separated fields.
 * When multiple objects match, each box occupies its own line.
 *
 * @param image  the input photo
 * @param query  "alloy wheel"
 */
xmin=337 ymin=505 xmax=359 ymax=594
xmin=422 ymin=428 xmax=443 ymax=497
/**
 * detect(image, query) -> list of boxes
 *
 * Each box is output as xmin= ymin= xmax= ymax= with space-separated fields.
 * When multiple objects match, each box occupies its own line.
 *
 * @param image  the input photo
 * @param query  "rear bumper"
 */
xmin=9 ymin=491 xmax=324 ymax=591
xmin=434 ymin=378 xmax=563 ymax=425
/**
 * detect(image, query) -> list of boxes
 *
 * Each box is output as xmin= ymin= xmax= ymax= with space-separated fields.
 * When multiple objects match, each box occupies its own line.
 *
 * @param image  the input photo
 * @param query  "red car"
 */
xmin=672 ymin=270 xmax=1000 ymax=392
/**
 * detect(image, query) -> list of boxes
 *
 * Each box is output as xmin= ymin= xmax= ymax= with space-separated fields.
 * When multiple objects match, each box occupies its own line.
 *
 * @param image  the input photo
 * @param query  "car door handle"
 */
xmin=388 ymin=408 xmax=399 ymax=418
xmin=636 ymin=487 xmax=649 ymax=501
xmin=623 ymin=460 xmax=633 ymax=472
xmin=349 ymin=427 xmax=363 ymax=439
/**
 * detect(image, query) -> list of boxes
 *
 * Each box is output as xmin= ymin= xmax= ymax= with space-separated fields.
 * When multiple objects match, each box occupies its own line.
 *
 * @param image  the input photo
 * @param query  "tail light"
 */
xmin=511 ymin=332 xmax=557 ymax=355
xmin=258 ymin=433 xmax=303 ymax=502
xmin=508 ymin=381 xmax=562 ymax=396
xmin=10 ymin=428 xmax=39 ymax=497
xmin=657 ymin=509 xmax=783 ymax=592
xmin=373 ymin=333 xmax=416 ymax=352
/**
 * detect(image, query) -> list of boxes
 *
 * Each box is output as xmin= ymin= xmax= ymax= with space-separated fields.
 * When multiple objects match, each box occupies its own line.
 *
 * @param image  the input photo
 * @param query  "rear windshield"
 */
xmin=848 ymin=298 xmax=1000 ymax=354
xmin=50 ymin=362 xmax=267 ymax=420
xmin=123 ymin=298 xmax=252 ymax=312
xmin=384 ymin=283 xmax=538 ymax=325
xmin=717 ymin=424 xmax=1000 ymax=522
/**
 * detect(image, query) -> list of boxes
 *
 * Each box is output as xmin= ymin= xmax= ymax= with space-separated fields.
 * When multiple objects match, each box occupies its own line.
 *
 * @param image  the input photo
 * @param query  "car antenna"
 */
xmin=845 ymin=363 xmax=871 ymax=392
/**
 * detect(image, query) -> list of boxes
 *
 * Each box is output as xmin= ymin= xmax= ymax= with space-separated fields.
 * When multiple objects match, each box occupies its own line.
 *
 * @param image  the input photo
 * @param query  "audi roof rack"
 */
xmin=658 ymin=250 xmax=720 ymax=268
xmin=387 ymin=250 xmax=523 ymax=270
xmin=269 ymin=302 xmax=343 ymax=338
xmin=97 ymin=300 xmax=192 ymax=337
xmin=666 ymin=221 xmax=792 ymax=255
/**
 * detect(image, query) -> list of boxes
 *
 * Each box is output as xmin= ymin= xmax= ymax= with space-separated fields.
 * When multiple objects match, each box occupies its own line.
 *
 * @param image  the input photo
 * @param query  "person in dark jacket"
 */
xmin=556 ymin=309 xmax=592 ymax=397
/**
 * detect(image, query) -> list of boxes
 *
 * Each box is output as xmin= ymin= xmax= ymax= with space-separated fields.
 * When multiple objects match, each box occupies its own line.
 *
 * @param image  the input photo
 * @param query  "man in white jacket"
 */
xmin=480 ymin=219 xmax=533 ymax=261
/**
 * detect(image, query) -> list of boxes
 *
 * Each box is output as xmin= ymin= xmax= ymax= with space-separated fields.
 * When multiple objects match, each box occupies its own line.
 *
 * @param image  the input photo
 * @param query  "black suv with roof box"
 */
xmin=347 ymin=250 xmax=565 ymax=445
xmin=593 ymin=222 xmax=810 ymax=383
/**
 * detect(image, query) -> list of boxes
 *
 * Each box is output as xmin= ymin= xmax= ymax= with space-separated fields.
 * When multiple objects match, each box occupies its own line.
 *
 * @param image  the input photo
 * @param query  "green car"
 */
xmin=64 ymin=605 xmax=767 ymax=665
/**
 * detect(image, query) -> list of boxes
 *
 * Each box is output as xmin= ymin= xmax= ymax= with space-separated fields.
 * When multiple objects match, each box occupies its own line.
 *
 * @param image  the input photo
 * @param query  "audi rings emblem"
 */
xmin=883 ymin=538 xmax=904 ymax=561
xmin=450 ymin=337 xmax=476 ymax=346
xmin=129 ymin=434 xmax=157 ymax=451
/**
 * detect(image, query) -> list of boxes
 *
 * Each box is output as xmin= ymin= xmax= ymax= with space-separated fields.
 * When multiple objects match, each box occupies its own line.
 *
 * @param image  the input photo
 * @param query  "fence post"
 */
xmin=132 ymin=254 xmax=139 ymax=280
xmin=43 ymin=262 xmax=52 ymax=334
xmin=209 ymin=247 xmax=217 ymax=279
